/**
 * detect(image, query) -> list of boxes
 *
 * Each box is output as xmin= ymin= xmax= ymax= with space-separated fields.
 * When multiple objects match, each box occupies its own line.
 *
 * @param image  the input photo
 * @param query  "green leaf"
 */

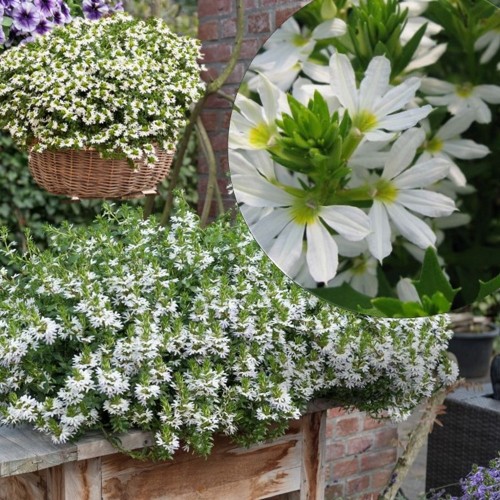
xmin=413 ymin=247 xmax=460 ymax=304
xmin=475 ymin=273 xmax=500 ymax=303
xmin=369 ymin=297 xmax=426 ymax=317
xmin=393 ymin=22 xmax=426 ymax=76
xmin=2 ymin=18 xmax=13 ymax=28
xmin=309 ymin=282 xmax=376 ymax=313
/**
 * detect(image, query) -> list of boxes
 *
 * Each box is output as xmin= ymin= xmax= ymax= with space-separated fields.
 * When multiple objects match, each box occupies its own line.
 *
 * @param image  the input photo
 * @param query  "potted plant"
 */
xmin=448 ymin=295 xmax=500 ymax=379
xmin=0 ymin=12 xmax=205 ymax=199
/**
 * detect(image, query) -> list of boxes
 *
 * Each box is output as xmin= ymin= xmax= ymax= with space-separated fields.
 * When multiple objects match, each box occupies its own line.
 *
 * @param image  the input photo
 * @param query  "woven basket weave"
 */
xmin=28 ymin=146 xmax=174 ymax=199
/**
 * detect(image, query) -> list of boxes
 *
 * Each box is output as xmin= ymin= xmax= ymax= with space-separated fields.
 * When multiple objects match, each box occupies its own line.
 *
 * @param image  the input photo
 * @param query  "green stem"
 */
xmin=341 ymin=127 xmax=364 ymax=162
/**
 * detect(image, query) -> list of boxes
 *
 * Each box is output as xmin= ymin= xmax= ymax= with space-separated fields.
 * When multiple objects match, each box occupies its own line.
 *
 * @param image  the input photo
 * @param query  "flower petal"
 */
xmin=475 ymin=85 xmax=500 ymax=104
xmin=441 ymin=139 xmax=490 ymax=159
xmin=312 ymin=18 xmax=347 ymax=39
xmin=232 ymin=174 xmax=293 ymax=207
xmin=359 ymin=56 xmax=391 ymax=110
xmin=386 ymin=204 xmax=436 ymax=249
xmin=329 ymin=52 xmax=358 ymax=114
xmin=306 ymin=221 xmax=339 ymax=282
xmin=376 ymin=105 xmax=432 ymax=131
xmin=267 ymin=219 xmax=306 ymax=276
xmin=251 ymin=208 xmax=294 ymax=251
xmin=405 ymin=43 xmax=447 ymax=72
xmin=437 ymin=114 xmax=474 ymax=140
xmin=393 ymin=158 xmax=450 ymax=189
xmin=383 ymin=128 xmax=425 ymax=180
xmin=373 ymin=77 xmax=421 ymax=117
xmin=419 ymin=77 xmax=454 ymax=94
xmin=366 ymin=201 xmax=392 ymax=262
xmin=320 ymin=205 xmax=371 ymax=241
xmin=397 ymin=190 xmax=456 ymax=217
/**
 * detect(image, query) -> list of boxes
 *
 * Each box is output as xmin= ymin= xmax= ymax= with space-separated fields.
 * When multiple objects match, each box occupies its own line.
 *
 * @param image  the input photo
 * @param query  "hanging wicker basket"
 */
xmin=28 ymin=145 xmax=175 ymax=199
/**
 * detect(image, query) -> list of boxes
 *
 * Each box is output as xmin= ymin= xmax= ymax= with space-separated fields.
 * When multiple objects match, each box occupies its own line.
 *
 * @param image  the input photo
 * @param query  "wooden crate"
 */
xmin=0 ymin=408 xmax=328 ymax=500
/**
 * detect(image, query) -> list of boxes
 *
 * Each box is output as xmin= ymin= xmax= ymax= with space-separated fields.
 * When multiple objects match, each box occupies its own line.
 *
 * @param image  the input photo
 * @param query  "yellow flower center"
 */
xmin=290 ymin=197 xmax=320 ymax=225
xmin=248 ymin=122 xmax=275 ymax=149
xmin=353 ymin=110 xmax=378 ymax=132
xmin=425 ymin=136 xmax=443 ymax=153
xmin=292 ymin=34 xmax=310 ymax=47
xmin=351 ymin=257 xmax=368 ymax=275
xmin=455 ymin=82 xmax=474 ymax=98
xmin=372 ymin=178 xmax=398 ymax=204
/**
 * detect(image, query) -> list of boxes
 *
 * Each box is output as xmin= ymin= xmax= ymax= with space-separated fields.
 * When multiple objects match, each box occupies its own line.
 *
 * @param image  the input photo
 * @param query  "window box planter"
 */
xmin=0 ymin=402 xmax=332 ymax=500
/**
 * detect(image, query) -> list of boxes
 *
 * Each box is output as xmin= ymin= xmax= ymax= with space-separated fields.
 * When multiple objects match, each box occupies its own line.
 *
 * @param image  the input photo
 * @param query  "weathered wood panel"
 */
xmin=101 ymin=428 xmax=303 ymax=500
xmin=300 ymin=411 xmax=326 ymax=500
xmin=0 ymin=470 xmax=47 ymax=500
xmin=62 ymin=459 xmax=102 ymax=500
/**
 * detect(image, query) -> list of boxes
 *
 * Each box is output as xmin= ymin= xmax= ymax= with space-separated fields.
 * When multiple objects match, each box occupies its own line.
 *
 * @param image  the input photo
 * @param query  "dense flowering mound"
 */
xmin=0 ymin=197 xmax=457 ymax=458
xmin=0 ymin=13 xmax=205 ymax=167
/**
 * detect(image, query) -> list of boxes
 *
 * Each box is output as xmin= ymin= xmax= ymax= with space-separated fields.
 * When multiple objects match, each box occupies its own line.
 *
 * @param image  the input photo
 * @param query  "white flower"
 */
xmin=328 ymin=239 xmax=379 ymax=296
xmin=474 ymin=30 xmax=500 ymax=64
xmin=329 ymin=53 xmax=433 ymax=140
xmin=229 ymin=74 xmax=289 ymax=150
xmin=419 ymin=114 xmax=490 ymax=186
xmin=421 ymin=78 xmax=500 ymax=124
xmin=362 ymin=128 xmax=456 ymax=261
xmin=248 ymin=16 xmax=347 ymax=91
xmin=230 ymin=150 xmax=371 ymax=284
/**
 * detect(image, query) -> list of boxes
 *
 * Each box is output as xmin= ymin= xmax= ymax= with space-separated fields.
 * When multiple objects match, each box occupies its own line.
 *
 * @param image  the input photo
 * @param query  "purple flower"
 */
xmin=111 ymin=1 xmax=123 ymax=12
xmin=0 ymin=27 xmax=5 ymax=46
xmin=34 ymin=16 xmax=53 ymax=35
xmin=52 ymin=0 xmax=71 ymax=24
xmin=34 ymin=0 xmax=56 ymax=17
xmin=82 ymin=0 xmax=108 ymax=21
xmin=12 ymin=2 xmax=41 ymax=33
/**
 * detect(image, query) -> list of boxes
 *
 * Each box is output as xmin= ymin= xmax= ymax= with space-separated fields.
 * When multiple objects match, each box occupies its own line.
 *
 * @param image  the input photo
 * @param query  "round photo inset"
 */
xmin=228 ymin=0 xmax=500 ymax=317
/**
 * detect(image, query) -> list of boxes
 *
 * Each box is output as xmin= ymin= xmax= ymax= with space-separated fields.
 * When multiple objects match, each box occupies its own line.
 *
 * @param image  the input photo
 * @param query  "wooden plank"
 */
xmin=101 ymin=428 xmax=303 ymax=500
xmin=299 ymin=411 xmax=326 ymax=500
xmin=77 ymin=430 xmax=154 ymax=461
xmin=0 ymin=471 xmax=47 ymax=500
xmin=0 ymin=426 xmax=77 ymax=477
xmin=63 ymin=459 xmax=102 ymax=500
xmin=46 ymin=465 xmax=65 ymax=500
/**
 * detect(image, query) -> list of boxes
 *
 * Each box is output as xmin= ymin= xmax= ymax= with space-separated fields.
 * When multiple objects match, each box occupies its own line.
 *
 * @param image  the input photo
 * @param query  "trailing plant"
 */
xmin=0 ymin=12 xmax=205 ymax=167
xmin=0 ymin=196 xmax=457 ymax=459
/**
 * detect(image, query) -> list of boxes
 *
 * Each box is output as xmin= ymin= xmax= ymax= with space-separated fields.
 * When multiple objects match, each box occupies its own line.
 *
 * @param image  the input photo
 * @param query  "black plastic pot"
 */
xmin=448 ymin=325 xmax=500 ymax=378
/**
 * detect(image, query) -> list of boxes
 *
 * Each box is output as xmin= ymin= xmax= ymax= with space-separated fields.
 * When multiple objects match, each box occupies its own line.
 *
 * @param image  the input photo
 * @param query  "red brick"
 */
xmin=374 ymin=427 xmax=398 ymax=449
xmin=371 ymin=469 xmax=394 ymax=490
xmin=198 ymin=21 xmax=219 ymax=40
xmin=226 ymin=62 xmax=246 ymax=84
xmin=211 ymin=132 xmax=229 ymax=152
xmin=205 ymin=93 xmax=234 ymax=109
xmin=200 ymin=44 xmax=232 ymax=63
xmin=332 ymin=457 xmax=359 ymax=478
xmin=201 ymin=111 xmax=218 ymax=132
xmin=220 ymin=109 xmax=233 ymax=129
xmin=239 ymin=39 xmax=262 ymax=60
xmin=328 ymin=407 xmax=348 ymax=418
xmin=325 ymin=484 xmax=344 ymax=499
xmin=221 ymin=17 xmax=237 ymax=38
xmin=326 ymin=441 xmax=346 ymax=461
xmin=363 ymin=416 xmax=386 ymax=430
xmin=248 ymin=13 xmax=271 ymax=33
xmin=336 ymin=416 xmax=361 ymax=437
xmin=347 ymin=436 xmax=373 ymax=456
xmin=201 ymin=66 xmax=219 ymax=83
xmin=199 ymin=0 xmax=232 ymax=18
xmin=347 ymin=475 xmax=371 ymax=495
xmin=360 ymin=494 xmax=379 ymax=500
xmin=244 ymin=0 xmax=257 ymax=8
xmin=360 ymin=449 xmax=397 ymax=472
xmin=275 ymin=7 xmax=301 ymax=27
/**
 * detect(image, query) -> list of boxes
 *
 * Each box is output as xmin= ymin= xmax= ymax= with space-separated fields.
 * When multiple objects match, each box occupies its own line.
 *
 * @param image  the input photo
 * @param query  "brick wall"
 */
xmin=197 ymin=0 xmax=309 ymax=215
xmin=325 ymin=408 xmax=398 ymax=499
xmin=197 ymin=1 xmax=399 ymax=497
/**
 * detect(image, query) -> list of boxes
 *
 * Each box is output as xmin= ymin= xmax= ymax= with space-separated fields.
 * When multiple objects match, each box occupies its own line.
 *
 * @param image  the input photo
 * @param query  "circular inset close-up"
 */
xmin=228 ymin=0 xmax=500 ymax=317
